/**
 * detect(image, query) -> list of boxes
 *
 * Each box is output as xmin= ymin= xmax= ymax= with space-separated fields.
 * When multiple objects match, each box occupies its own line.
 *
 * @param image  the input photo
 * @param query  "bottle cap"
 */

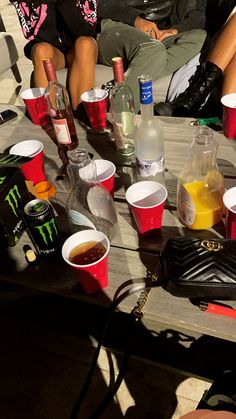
xmin=43 ymin=57 xmax=57 ymax=83
xmin=34 ymin=180 xmax=56 ymax=200
xmin=112 ymin=57 xmax=124 ymax=83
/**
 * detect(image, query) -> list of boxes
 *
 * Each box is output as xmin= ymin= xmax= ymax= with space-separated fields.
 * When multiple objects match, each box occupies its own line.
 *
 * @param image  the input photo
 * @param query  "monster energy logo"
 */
xmin=0 ymin=176 xmax=6 ymax=185
xmin=35 ymin=217 xmax=58 ymax=246
xmin=5 ymin=184 xmax=21 ymax=216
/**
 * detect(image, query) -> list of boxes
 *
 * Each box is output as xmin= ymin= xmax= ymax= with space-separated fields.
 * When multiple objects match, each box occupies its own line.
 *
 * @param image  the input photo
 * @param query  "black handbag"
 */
xmin=160 ymin=237 xmax=236 ymax=300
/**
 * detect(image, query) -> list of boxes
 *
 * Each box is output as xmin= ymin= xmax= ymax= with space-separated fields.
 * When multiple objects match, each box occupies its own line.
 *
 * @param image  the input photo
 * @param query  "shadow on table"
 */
xmin=0 ymin=277 xmax=235 ymax=419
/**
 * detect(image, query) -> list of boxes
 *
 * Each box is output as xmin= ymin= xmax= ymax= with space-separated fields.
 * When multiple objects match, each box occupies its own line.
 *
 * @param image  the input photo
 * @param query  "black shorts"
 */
xmin=24 ymin=36 xmax=74 ymax=61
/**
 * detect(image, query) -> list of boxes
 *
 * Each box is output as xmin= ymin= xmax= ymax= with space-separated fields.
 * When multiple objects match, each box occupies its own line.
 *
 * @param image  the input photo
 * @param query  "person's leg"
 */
xmin=180 ymin=411 xmax=236 ymax=419
xmin=31 ymin=42 xmax=66 ymax=87
xmin=167 ymin=54 xmax=201 ymax=101
xmin=208 ymin=11 xmax=236 ymax=96
xmin=161 ymin=29 xmax=206 ymax=78
xmin=98 ymin=20 xmax=205 ymax=112
xmin=98 ymin=19 xmax=164 ymax=112
xmin=221 ymin=53 xmax=236 ymax=96
xmin=208 ymin=12 xmax=236 ymax=72
xmin=66 ymin=36 xmax=98 ymax=111
xmin=154 ymin=12 xmax=236 ymax=116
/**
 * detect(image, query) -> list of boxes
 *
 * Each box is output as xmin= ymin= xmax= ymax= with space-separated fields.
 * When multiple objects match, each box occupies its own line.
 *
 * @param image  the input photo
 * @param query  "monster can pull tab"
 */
xmin=24 ymin=199 xmax=61 ymax=256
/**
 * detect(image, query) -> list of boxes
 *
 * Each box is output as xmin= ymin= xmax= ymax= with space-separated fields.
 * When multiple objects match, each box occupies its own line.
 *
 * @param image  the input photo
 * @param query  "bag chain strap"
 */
xmin=131 ymin=269 xmax=159 ymax=320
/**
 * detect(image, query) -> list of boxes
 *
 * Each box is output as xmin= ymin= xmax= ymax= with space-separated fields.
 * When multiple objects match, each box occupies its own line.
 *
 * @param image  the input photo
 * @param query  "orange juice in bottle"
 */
xmin=177 ymin=126 xmax=224 ymax=230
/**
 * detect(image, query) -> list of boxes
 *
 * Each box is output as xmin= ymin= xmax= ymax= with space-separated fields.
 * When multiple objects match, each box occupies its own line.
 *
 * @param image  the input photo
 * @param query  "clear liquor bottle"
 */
xmin=110 ymin=57 xmax=135 ymax=156
xmin=43 ymin=57 xmax=78 ymax=151
xmin=66 ymin=148 xmax=117 ymax=240
xmin=135 ymin=74 xmax=164 ymax=180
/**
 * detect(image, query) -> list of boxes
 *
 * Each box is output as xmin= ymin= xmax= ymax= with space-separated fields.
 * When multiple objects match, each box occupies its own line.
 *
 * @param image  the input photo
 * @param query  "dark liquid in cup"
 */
xmin=230 ymin=205 xmax=236 ymax=212
xmin=69 ymin=241 xmax=106 ymax=265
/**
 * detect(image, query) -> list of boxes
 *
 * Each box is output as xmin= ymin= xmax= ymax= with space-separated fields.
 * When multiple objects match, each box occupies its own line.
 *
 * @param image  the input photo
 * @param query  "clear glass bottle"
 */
xmin=66 ymin=148 xmax=117 ymax=240
xmin=135 ymin=74 xmax=164 ymax=179
xmin=177 ymin=125 xmax=224 ymax=230
xmin=110 ymin=57 xmax=135 ymax=156
xmin=43 ymin=57 xmax=78 ymax=151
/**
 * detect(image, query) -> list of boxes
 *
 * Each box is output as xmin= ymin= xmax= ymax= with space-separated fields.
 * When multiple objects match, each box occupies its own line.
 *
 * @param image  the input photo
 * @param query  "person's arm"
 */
xmin=97 ymin=0 xmax=142 ymax=27
xmin=97 ymin=0 xmax=160 ymax=39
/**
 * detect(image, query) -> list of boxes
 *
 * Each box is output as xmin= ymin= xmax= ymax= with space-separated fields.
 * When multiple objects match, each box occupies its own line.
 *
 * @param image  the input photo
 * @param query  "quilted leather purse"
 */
xmin=160 ymin=237 xmax=236 ymax=300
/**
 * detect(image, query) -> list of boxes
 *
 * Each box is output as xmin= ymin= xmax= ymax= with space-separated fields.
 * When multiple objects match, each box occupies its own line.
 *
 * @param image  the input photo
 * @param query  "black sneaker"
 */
xmin=197 ymin=370 xmax=236 ymax=413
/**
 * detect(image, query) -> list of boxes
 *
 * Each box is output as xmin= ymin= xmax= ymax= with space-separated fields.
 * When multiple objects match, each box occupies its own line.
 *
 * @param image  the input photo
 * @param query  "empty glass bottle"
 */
xmin=177 ymin=125 xmax=224 ymax=230
xmin=66 ymin=148 xmax=117 ymax=240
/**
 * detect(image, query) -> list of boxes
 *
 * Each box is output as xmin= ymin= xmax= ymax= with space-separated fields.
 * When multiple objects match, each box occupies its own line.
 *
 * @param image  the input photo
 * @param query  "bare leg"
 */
xmin=221 ymin=53 xmax=236 ymax=95
xmin=180 ymin=410 xmax=236 ymax=419
xmin=208 ymin=13 xmax=236 ymax=72
xmin=66 ymin=36 xmax=98 ymax=111
xmin=31 ymin=42 xmax=66 ymax=87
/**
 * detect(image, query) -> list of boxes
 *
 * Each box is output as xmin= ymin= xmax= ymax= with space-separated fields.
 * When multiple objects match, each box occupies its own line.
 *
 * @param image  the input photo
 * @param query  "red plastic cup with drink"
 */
xmin=95 ymin=159 xmax=116 ymax=197
xmin=21 ymin=87 xmax=49 ymax=126
xmin=9 ymin=140 xmax=46 ymax=185
xmin=126 ymin=181 xmax=168 ymax=234
xmin=223 ymin=187 xmax=236 ymax=238
xmin=81 ymin=89 xmax=108 ymax=131
xmin=221 ymin=93 xmax=236 ymax=139
xmin=61 ymin=229 xmax=110 ymax=294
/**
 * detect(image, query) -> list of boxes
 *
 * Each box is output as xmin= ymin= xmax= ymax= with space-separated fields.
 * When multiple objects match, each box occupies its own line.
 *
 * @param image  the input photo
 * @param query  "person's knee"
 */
xmin=135 ymin=41 xmax=166 ymax=76
xmin=182 ymin=29 xmax=206 ymax=45
xmin=31 ymin=42 xmax=55 ymax=65
xmin=74 ymin=36 xmax=97 ymax=57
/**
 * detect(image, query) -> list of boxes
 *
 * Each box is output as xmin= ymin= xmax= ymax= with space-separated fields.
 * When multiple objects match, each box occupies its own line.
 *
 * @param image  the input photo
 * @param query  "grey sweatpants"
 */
xmin=97 ymin=19 xmax=206 ymax=112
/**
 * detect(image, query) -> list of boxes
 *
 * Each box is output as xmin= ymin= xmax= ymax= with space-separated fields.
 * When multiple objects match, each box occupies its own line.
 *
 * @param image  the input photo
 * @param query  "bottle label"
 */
xmin=113 ymin=112 xmax=134 ymax=149
xmin=177 ymin=184 xmax=195 ymax=226
xmin=52 ymin=118 xmax=72 ymax=144
xmin=113 ymin=122 xmax=125 ymax=149
xmin=136 ymin=156 xmax=164 ymax=177
xmin=139 ymin=80 xmax=153 ymax=105
xmin=68 ymin=210 xmax=96 ymax=230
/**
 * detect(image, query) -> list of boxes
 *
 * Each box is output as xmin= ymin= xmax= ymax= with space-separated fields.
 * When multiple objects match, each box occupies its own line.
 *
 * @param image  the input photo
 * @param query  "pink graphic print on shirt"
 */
xmin=76 ymin=0 xmax=97 ymax=25
xmin=12 ymin=1 xmax=48 ymax=41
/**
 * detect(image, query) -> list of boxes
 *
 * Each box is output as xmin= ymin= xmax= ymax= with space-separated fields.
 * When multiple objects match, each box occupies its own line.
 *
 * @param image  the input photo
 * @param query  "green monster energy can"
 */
xmin=24 ymin=199 xmax=60 ymax=256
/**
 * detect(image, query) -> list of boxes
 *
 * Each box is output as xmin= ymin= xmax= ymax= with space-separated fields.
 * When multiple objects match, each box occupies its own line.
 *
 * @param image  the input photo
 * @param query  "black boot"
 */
xmin=154 ymin=61 xmax=223 ymax=117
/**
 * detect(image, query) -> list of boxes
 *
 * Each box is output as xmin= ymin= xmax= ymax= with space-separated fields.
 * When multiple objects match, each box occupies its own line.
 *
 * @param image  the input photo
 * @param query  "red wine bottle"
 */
xmin=43 ymin=57 xmax=78 ymax=151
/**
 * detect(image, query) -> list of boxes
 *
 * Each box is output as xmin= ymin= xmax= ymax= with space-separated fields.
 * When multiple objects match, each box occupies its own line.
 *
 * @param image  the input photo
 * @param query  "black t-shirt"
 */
xmin=10 ymin=0 xmax=97 ymax=58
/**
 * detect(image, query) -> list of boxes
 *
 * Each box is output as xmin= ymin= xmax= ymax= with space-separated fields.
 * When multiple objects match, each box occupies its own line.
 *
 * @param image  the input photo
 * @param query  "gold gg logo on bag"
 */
xmin=200 ymin=240 xmax=223 ymax=252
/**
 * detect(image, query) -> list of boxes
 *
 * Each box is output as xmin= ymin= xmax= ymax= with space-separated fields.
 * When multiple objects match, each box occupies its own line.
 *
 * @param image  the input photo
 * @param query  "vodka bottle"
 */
xmin=110 ymin=57 xmax=135 ymax=156
xmin=135 ymin=74 xmax=164 ymax=179
xmin=43 ymin=58 xmax=78 ymax=151
xmin=66 ymin=148 xmax=117 ymax=240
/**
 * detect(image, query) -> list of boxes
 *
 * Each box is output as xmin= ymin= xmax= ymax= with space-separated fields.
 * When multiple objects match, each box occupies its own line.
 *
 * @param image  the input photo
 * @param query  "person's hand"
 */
xmin=158 ymin=28 xmax=178 ymax=41
xmin=134 ymin=16 xmax=160 ymax=39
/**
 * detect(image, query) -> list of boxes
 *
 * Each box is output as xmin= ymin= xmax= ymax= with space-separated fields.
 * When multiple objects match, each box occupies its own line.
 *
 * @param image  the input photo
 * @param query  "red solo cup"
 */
xmin=21 ymin=87 xmax=49 ymax=126
xmin=94 ymin=159 xmax=116 ymax=197
xmin=81 ymin=89 xmax=108 ymax=130
xmin=126 ymin=181 xmax=168 ymax=234
xmin=221 ymin=93 xmax=236 ymax=139
xmin=9 ymin=140 xmax=46 ymax=185
xmin=61 ymin=230 xmax=110 ymax=294
xmin=223 ymin=187 xmax=236 ymax=238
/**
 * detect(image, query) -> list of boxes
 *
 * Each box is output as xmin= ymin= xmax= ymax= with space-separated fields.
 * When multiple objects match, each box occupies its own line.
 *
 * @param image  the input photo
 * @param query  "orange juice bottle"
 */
xmin=177 ymin=126 xmax=224 ymax=230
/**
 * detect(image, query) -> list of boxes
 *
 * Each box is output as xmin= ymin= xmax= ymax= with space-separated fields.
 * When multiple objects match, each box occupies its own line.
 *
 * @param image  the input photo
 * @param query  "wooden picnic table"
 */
xmin=1 ymin=103 xmax=236 ymax=354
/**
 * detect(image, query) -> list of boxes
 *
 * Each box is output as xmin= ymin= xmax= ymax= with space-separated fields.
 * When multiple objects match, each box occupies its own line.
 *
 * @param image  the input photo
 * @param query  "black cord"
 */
xmin=70 ymin=280 xmax=161 ymax=419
